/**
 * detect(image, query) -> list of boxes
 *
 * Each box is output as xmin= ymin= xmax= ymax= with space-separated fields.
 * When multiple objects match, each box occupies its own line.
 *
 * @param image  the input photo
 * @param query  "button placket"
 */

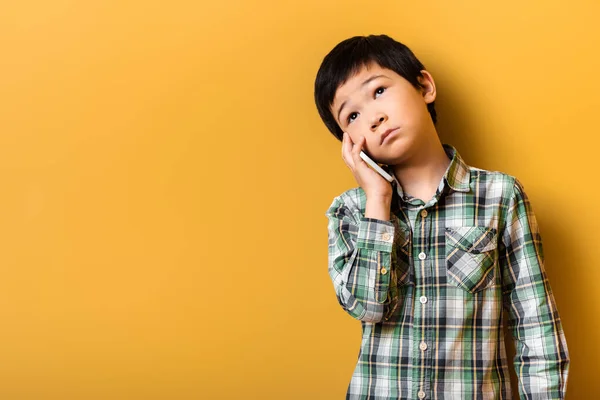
xmin=411 ymin=206 xmax=432 ymax=400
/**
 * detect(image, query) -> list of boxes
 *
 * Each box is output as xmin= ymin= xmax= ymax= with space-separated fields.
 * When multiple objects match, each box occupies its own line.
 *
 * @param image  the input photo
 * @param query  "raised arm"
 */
xmin=325 ymin=193 xmax=396 ymax=322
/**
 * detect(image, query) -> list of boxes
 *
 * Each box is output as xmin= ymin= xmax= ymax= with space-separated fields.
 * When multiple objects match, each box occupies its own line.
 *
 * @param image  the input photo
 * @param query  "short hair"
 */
xmin=313 ymin=34 xmax=437 ymax=142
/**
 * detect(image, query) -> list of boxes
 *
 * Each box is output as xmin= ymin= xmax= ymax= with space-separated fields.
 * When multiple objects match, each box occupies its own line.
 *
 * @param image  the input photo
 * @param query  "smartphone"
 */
xmin=359 ymin=150 xmax=394 ymax=182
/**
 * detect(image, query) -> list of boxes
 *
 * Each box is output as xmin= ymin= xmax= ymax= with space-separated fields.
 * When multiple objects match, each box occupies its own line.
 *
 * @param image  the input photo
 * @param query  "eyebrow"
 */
xmin=336 ymin=74 xmax=391 ymax=123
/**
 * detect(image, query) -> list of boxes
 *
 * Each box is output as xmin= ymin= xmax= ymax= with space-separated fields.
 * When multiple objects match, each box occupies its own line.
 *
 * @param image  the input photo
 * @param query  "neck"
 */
xmin=390 ymin=136 xmax=452 ymax=203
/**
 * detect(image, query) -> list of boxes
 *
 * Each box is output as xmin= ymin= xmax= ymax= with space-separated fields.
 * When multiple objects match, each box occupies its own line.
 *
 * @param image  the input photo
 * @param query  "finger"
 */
xmin=342 ymin=132 xmax=354 ymax=169
xmin=351 ymin=135 xmax=364 ymax=166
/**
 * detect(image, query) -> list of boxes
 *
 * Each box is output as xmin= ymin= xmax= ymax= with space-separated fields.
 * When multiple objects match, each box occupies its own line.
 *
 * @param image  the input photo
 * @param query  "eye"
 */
xmin=347 ymin=112 xmax=358 ymax=124
xmin=346 ymin=86 xmax=387 ymax=125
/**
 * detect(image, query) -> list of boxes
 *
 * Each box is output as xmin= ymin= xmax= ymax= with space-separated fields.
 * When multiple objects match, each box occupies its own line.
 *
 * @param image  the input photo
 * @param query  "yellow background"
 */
xmin=0 ymin=0 xmax=596 ymax=398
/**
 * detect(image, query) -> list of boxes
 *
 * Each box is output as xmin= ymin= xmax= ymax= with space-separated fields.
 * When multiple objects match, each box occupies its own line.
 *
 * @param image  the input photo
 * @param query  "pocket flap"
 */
xmin=445 ymin=226 xmax=497 ymax=254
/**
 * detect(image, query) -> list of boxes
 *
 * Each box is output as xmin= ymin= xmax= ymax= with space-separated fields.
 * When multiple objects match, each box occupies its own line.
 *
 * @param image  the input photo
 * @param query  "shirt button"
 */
xmin=418 ymin=252 xmax=426 ymax=260
xmin=380 ymin=267 xmax=387 ymax=275
xmin=419 ymin=296 xmax=428 ymax=304
xmin=419 ymin=341 xmax=428 ymax=351
xmin=382 ymin=232 xmax=391 ymax=241
xmin=420 ymin=209 xmax=428 ymax=218
xmin=418 ymin=390 xmax=426 ymax=399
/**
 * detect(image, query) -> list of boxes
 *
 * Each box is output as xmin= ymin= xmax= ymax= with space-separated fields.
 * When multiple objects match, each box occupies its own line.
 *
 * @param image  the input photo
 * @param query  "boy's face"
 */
xmin=330 ymin=62 xmax=436 ymax=165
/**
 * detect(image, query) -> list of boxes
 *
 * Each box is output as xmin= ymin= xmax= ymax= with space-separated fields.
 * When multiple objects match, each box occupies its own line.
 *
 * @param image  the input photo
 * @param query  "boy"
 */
xmin=314 ymin=34 xmax=570 ymax=399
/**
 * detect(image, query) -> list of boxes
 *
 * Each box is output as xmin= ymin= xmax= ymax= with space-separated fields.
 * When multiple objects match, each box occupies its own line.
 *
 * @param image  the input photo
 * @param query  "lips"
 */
xmin=380 ymin=127 xmax=400 ymax=144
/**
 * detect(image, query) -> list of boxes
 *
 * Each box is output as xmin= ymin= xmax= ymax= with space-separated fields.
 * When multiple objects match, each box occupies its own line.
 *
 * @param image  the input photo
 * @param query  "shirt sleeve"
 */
xmin=499 ymin=177 xmax=570 ymax=399
xmin=325 ymin=194 xmax=395 ymax=322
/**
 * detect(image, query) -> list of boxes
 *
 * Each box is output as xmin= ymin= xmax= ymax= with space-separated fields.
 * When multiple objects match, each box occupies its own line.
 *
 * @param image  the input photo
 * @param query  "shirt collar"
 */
xmin=390 ymin=143 xmax=471 ymax=201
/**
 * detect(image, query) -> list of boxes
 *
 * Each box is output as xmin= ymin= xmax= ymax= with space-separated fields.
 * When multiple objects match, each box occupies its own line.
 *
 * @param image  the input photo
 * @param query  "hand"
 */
xmin=342 ymin=131 xmax=393 ymax=200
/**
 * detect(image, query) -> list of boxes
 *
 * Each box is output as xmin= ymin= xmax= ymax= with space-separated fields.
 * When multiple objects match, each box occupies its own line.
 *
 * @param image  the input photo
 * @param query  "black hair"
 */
xmin=313 ymin=34 xmax=437 ymax=142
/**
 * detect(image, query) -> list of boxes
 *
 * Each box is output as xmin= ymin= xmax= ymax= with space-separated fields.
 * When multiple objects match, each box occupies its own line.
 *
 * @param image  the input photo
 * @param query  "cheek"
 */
xmin=347 ymin=131 xmax=369 ymax=149
xmin=350 ymin=132 xmax=363 ymax=146
xmin=346 ymin=126 xmax=364 ymax=143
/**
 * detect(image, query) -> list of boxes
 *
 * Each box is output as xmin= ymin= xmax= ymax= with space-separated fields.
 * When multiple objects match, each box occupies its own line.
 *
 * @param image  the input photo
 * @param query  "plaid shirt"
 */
xmin=325 ymin=143 xmax=570 ymax=399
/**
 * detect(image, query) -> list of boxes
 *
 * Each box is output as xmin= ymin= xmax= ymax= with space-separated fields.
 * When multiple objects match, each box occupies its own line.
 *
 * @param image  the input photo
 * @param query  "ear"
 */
xmin=418 ymin=70 xmax=436 ymax=104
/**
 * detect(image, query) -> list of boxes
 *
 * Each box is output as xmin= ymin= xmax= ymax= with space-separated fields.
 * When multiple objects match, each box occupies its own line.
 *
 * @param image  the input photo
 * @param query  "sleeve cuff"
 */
xmin=356 ymin=216 xmax=395 ymax=252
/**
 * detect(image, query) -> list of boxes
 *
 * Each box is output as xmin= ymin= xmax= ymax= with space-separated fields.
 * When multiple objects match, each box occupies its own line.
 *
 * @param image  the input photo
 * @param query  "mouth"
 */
xmin=380 ymin=127 xmax=400 ymax=145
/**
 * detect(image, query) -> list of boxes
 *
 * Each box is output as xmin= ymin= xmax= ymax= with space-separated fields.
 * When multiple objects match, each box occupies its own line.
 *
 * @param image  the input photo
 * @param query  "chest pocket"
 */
xmin=445 ymin=226 xmax=498 ymax=294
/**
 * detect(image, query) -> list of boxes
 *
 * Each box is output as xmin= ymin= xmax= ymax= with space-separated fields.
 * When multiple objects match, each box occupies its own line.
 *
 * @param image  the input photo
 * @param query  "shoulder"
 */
xmin=468 ymin=165 xmax=521 ymax=196
xmin=468 ymin=166 xmax=534 ymax=218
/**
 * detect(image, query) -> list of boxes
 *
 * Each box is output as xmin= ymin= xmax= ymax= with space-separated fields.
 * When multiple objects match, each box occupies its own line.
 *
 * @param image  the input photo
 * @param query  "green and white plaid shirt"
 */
xmin=325 ymin=144 xmax=570 ymax=399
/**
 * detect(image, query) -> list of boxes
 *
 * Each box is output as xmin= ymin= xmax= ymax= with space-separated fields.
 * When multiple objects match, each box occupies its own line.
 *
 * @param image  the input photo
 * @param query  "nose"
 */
xmin=371 ymin=114 xmax=386 ymax=130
